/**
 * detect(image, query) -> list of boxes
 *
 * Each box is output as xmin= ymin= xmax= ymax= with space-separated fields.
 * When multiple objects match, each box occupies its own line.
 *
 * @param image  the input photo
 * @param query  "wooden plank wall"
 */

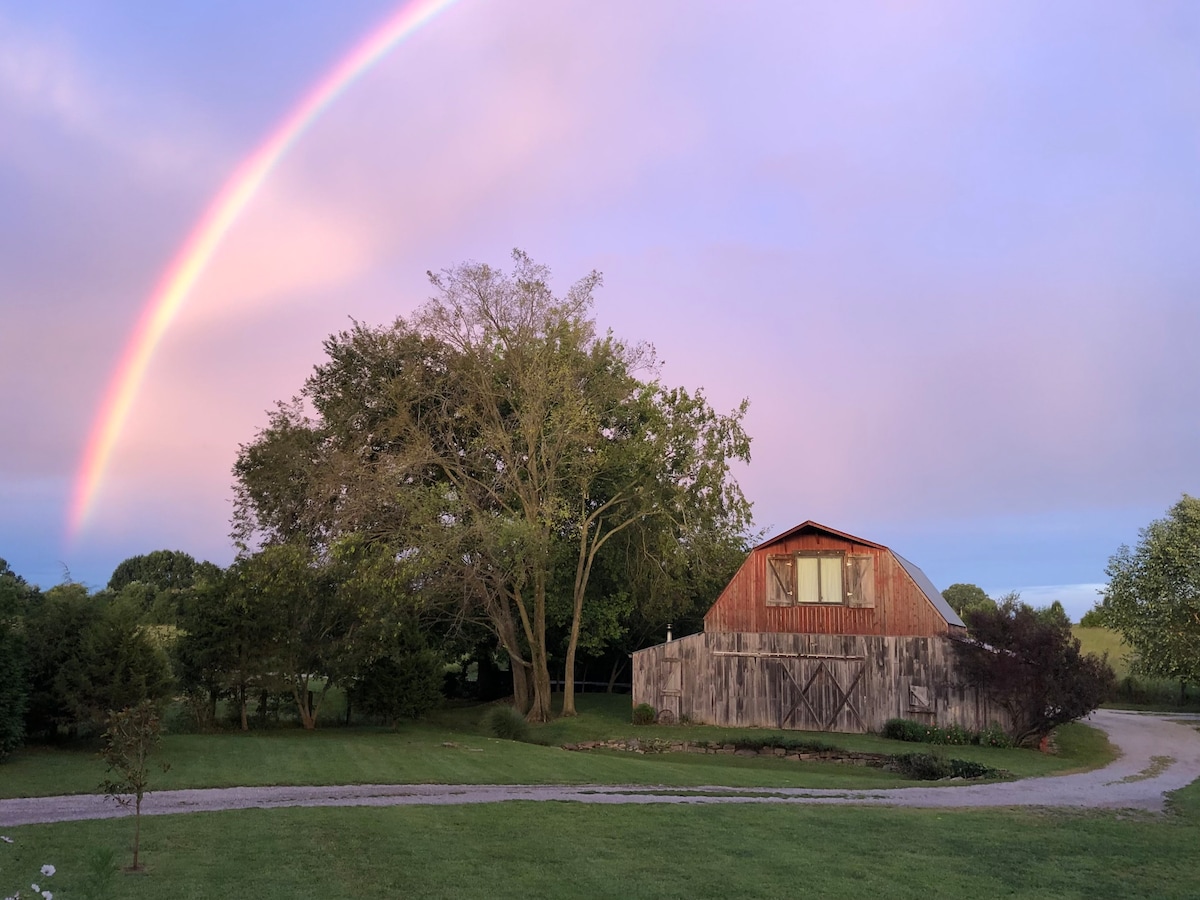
xmin=632 ymin=632 xmax=1007 ymax=734
xmin=703 ymin=533 xmax=952 ymax=637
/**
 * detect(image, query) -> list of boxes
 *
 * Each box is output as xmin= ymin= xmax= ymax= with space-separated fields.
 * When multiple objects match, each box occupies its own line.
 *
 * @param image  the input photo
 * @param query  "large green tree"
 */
xmin=1100 ymin=494 xmax=1200 ymax=693
xmin=108 ymin=550 xmax=221 ymax=625
xmin=233 ymin=251 xmax=753 ymax=721
xmin=174 ymin=564 xmax=276 ymax=731
xmin=0 ymin=559 xmax=34 ymax=758
xmin=228 ymin=545 xmax=359 ymax=730
xmin=942 ymin=583 xmax=995 ymax=621
xmin=108 ymin=550 xmax=210 ymax=592
xmin=24 ymin=583 xmax=172 ymax=738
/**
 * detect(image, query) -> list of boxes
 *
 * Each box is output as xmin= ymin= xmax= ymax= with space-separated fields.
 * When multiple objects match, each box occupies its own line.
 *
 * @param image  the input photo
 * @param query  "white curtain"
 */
xmin=796 ymin=556 xmax=820 ymax=603
xmin=819 ymin=556 xmax=844 ymax=604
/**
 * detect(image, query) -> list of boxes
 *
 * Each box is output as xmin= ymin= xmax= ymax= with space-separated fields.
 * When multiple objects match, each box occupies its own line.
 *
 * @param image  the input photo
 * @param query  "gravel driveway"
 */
xmin=3 ymin=709 xmax=1199 ymax=828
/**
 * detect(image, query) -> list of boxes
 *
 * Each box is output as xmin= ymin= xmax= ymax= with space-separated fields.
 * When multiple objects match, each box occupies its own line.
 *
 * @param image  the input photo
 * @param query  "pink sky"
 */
xmin=1 ymin=1 xmax=1197 ymax=620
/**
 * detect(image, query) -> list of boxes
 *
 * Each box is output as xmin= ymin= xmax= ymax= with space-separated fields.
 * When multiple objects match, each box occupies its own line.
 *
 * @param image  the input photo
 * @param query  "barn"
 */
xmin=632 ymin=521 xmax=1006 ymax=733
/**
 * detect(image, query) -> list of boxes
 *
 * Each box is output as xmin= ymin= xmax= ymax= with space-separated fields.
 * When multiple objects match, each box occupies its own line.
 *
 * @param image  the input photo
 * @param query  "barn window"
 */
xmin=795 ymin=553 xmax=844 ymax=604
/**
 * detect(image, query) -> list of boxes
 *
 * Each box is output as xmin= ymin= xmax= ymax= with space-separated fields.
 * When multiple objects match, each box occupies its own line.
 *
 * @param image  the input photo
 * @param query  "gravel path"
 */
xmin=4 ymin=710 xmax=1199 ymax=827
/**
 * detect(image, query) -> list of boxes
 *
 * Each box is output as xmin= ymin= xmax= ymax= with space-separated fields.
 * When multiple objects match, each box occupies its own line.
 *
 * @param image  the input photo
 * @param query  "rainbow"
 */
xmin=68 ymin=0 xmax=461 ymax=537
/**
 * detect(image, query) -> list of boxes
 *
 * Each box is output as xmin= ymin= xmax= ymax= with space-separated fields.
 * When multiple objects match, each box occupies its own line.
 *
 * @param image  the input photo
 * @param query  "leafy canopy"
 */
xmin=231 ymin=251 xmax=753 ymax=721
xmin=942 ymin=583 xmax=995 ymax=620
xmin=1100 ymin=494 xmax=1200 ymax=686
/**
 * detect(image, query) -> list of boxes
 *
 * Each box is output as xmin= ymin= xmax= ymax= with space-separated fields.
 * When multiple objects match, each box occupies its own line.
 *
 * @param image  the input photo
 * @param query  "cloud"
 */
xmin=0 ymin=12 xmax=215 ymax=177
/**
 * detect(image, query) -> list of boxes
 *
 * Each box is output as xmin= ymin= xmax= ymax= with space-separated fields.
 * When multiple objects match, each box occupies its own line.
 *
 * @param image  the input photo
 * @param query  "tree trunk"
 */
xmin=607 ymin=657 xmax=625 ymax=693
xmin=293 ymin=681 xmax=317 ymax=730
xmin=561 ymin=534 xmax=588 ymax=716
xmin=239 ymin=684 xmax=248 ymax=732
xmin=509 ymin=651 xmax=532 ymax=714
xmin=561 ymin=598 xmax=584 ymax=716
xmin=494 ymin=600 xmax=533 ymax=713
xmin=526 ymin=572 xmax=553 ymax=722
xmin=132 ymin=795 xmax=142 ymax=870
xmin=529 ymin=663 xmax=552 ymax=722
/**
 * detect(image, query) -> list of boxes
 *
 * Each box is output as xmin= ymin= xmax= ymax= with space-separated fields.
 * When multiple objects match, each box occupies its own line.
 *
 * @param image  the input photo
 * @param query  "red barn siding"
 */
xmin=703 ymin=530 xmax=952 ymax=637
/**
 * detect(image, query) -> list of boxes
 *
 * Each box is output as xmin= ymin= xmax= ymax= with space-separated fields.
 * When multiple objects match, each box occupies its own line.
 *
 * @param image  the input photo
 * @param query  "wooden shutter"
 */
xmin=908 ymin=684 xmax=931 ymax=711
xmin=846 ymin=555 xmax=876 ymax=608
xmin=766 ymin=555 xmax=794 ymax=606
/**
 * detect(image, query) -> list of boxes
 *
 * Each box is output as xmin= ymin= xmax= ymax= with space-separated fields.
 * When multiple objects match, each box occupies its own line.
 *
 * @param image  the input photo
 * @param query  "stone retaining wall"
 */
xmin=561 ymin=738 xmax=889 ymax=766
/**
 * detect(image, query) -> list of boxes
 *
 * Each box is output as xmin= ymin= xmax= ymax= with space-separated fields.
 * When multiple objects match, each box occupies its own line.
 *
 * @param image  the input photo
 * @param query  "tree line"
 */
xmin=0 ymin=530 xmax=737 ymax=757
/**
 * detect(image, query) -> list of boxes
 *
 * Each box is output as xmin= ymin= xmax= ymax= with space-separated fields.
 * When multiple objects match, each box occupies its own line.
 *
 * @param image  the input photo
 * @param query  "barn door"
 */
xmin=658 ymin=644 xmax=682 ymax=724
xmin=777 ymin=658 xmax=866 ymax=733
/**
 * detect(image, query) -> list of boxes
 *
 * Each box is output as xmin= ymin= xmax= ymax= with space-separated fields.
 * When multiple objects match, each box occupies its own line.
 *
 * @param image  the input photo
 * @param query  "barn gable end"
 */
xmin=703 ymin=521 xmax=965 ymax=637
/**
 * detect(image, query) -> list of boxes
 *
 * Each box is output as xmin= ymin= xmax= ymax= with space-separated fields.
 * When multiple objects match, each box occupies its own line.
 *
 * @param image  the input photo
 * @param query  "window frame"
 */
xmin=794 ymin=551 xmax=847 ymax=605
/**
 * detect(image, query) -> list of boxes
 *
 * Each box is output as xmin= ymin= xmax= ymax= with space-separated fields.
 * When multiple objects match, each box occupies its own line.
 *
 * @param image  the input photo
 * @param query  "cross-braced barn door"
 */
xmin=657 ymin=657 xmax=682 ymax=723
xmin=655 ymin=644 xmax=682 ymax=724
xmin=777 ymin=658 xmax=866 ymax=733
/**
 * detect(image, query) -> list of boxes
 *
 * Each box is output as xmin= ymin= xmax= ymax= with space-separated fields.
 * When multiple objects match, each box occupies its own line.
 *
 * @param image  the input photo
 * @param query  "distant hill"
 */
xmin=1073 ymin=626 xmax=1131 ymax=678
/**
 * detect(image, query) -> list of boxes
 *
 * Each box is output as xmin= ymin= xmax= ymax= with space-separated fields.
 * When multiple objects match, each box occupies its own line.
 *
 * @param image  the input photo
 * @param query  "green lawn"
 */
xmin=1 ymin=695 xmax=1114 ymax=799
xmin=0 ymin=694 xmax=1179 ymax=898
xmin=3 ymin=781 xmax=1200 ymax=899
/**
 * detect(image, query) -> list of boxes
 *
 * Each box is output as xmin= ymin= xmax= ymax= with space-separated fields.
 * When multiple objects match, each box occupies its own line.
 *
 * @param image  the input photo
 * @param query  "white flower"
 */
xmin=0 ymin=835 xmax=13 ymax=843
xmin=40 ymin=865 xmax=55 ymax=877
xmin=42 ymin=891 xmax=54 ymax=900
xmin=32 ymin=882 xmax=39 ymax=891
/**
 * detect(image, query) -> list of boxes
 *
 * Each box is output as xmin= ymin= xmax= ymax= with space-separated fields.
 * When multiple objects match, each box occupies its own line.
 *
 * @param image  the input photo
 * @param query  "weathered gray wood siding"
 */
xmin=632 ymin=632 xmax=1006 ymax=733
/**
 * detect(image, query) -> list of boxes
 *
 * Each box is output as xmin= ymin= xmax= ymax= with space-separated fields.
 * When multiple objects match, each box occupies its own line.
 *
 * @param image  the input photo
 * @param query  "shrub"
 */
xmin=978 ymin=722 xmax=1013 ymax=748
xmin=884 ymin=717 xmax=1006 ymax=747
xmin=883 ymin=718 xmax=929 ymax=742
xmin=349 ymin=637 xmax=445 ymax=726
xmin=890 ymin=752 xmax=951 ymax=780
xmin=733 ymin=734 xmax=837 ymax=754
xmin=889 ymin=752 xmax=1000 ymax=781
xmin=948 ymin=758 xmax=997 ymax=779
xmin=487 ymin=705 xmax=531 ymax=742
xmin=941 ymin=723 xmax=973 ymax=745
xmin=954 ymin=595 xmax=1115 ymax=746
xmin=632 ymin=703 xmax=656 ymax=726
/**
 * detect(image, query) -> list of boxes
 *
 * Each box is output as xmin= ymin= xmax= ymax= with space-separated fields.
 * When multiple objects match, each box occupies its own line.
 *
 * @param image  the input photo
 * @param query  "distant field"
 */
xmin=1073 ymin=626 xmax=1132 ymax=676
xmin=1072 ymin=626 xmax=1200 ymax=709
